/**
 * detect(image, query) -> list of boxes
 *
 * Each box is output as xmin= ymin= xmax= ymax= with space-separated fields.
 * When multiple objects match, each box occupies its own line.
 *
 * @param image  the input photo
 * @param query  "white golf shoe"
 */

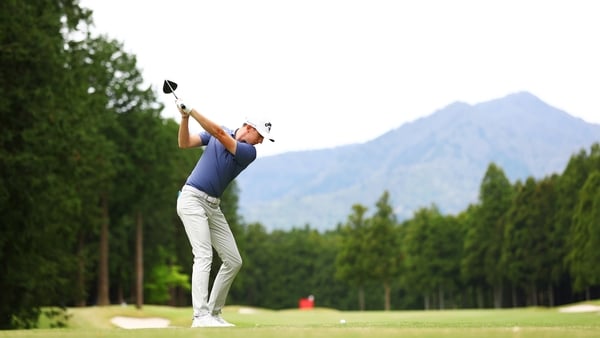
xmin=191 ymin=314 xmax=235 ymax=328
xmin=212 ymin=314 xmax=235 ymax=327
xmin=191 ymin=314 xmax=220 ymax=328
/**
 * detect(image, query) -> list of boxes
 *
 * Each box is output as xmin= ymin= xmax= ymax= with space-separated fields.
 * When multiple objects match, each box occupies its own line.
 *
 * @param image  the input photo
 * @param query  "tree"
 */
xmin=502 ymin=177 xmax=555 ymax=306
xmin=430 ymin=214 xmax=464 ymax=309
xmin=109 ymin=85 xmax=167 ymax=308
xmin=247 ymin=225 xmax=326 ymax=309
xmin=402 ymin=205 xmax=461 ymax=309
xmin=234 ymin=222 xmax=271 ymax=305
xmin=366 ymin=191 xmax=400 ymax=310
xmin=144 ymin=247 xmax=190 ymax=304
xmin=534 ymin=175 xmax=560 ymax=306
xmin=0 ymin=0 xmax=96 ymax=328
xmin=454 ymin=204 xmax=478 ymax=308
xmin=566 ymin=171 xmax=600 ymax=298
xmin=558 ymin=144 xmax=600 ymax=302
xmin=461 ymin=163 xmax=512 ymax=308
xmin=402 ymin=206 xmax=434 ymax=309
xmin=335 ymin=204 xmax=371 ymax=310
xmin=63 ymin=33 xmax=120 ymax=307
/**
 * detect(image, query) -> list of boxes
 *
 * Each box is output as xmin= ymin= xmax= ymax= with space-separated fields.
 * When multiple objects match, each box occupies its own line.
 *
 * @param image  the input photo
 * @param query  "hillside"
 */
xmin=236 ymin=92 xmax=600 ymax=230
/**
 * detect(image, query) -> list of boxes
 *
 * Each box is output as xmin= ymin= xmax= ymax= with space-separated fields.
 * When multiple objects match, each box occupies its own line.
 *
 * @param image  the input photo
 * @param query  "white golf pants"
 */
xmin=177 ymin=185 xmax=242 ymax=317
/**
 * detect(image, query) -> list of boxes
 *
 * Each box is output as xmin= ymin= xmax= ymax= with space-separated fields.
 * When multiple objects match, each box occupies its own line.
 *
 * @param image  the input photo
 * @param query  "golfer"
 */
xmin=175 ymin=99 xmax=274 ymax=328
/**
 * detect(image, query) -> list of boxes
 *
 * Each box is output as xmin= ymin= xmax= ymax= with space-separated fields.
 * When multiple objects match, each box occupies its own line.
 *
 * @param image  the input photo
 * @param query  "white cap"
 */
xmin=245 ymin=117 xmax=274 ymax=142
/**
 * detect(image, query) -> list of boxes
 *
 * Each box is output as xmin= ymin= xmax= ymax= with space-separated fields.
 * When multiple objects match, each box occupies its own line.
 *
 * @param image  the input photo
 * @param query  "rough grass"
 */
xmin=1 ymin=301 xmax=599 ymax=338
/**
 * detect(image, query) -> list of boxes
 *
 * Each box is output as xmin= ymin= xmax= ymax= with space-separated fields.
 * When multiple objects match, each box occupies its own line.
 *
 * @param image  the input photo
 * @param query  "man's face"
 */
xmin=241 ymin=125 xmax=264 ymax=145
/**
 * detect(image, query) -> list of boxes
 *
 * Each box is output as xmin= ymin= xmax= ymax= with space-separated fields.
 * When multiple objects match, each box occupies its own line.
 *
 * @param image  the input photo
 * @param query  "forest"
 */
xmin=1 ymin=0 xmax=599 ymax=330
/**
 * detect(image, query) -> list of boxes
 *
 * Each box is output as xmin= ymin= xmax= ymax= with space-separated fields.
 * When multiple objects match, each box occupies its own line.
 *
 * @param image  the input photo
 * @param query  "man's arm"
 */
xmin=177 ymin=115 xmax=203 ymax=148
xmin=178 ymin=104 xmax=237 ymax=154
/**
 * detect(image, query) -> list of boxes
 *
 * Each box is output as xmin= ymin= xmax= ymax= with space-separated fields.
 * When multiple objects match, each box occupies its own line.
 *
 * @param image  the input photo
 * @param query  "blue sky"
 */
xmin=80 ymin=0 xmax=600 ymax=157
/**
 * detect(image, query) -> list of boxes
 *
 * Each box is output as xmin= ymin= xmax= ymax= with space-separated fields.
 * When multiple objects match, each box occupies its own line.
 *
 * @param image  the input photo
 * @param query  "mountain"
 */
xmin=236 ymin=92 xmax=600 ymax=231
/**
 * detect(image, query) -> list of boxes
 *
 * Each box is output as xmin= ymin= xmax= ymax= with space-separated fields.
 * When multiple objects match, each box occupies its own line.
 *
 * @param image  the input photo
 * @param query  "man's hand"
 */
xmin=176 ymin=99 xmax=192 ymax=115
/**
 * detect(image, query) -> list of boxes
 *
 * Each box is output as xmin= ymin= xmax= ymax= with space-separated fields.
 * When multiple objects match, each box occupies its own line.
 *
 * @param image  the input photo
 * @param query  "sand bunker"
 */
xmin=110 ymin=316 xmax=171 ymax=329
xmin=558 ymin=304 xmax=600 ymax=313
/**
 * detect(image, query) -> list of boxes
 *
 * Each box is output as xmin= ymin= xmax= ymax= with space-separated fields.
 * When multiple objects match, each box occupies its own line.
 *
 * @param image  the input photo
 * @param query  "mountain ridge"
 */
xmin=237 ymin=91 xmax=600 ymax=230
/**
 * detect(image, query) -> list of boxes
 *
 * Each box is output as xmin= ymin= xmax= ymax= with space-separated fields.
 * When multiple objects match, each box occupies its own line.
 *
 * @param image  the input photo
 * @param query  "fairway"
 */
xmin=1 ymin=303 xmax=599 ymax=338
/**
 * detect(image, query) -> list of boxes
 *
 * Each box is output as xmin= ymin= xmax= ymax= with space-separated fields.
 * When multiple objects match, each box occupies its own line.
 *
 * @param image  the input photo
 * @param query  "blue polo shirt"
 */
xmin=185 ymin=127 xmax=256 ymax=197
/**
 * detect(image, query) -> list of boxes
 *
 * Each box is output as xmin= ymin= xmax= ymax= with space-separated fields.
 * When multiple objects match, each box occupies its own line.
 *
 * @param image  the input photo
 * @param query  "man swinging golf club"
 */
xmin=173 ymin=85 xmax=274 ymax=328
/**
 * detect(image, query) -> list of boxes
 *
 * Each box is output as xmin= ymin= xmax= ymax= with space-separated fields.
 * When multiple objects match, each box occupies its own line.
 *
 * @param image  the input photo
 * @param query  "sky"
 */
xmin=79 ymin=0 xmax=599 ymax=157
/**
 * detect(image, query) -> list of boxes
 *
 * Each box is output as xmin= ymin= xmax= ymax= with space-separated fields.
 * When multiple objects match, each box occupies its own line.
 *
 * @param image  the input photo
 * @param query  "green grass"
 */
xmin=1 ymin=301 xmax=599 ymax=338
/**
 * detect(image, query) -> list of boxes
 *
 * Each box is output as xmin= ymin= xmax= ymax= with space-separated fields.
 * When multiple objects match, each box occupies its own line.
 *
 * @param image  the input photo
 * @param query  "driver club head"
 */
xmin=163 ymin=80 xmax=178 ymax=95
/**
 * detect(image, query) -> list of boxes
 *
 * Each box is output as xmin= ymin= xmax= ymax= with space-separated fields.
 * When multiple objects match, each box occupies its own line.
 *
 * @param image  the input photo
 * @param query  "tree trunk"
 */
xmin=96 ymin=194 xmax=110 ymax=306
xmin=168 ymin=286 xmax=176 ymax=306
xmin=424 ymin=294 xmax=430 ymax=310
xmin=117 ymin=284 xmax=124 ymax=305
xmin=530 ymin=283 xmax=538 ymax=306
xmin=511 ymin=285 xmax=517 ymax=307
xmin=548 ymin=284 xmax=554 ymax=307
xmin=75 ymin=232 xmax=86 ymax=307
xmin=358 ymin=285 xmax=365 ymax=311
xmin=585 ymin=287 xmax=590 ymax=300
xmin=135 ymin=210 xmax=144 ymax=309
xmin=439 ymin=286 xmax=445 ymax=309
xmin=493 ymin=282 xmax=503 ymax=308
xmin=476 ymin=287 xmax=484 ymax=308
xmin=383 ymin=281 xmax=391 ymax=311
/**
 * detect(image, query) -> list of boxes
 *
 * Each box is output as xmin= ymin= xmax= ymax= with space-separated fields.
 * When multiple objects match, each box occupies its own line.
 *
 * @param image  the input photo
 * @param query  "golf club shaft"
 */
xmin=165 ymin=81 xmax=179 ymax=100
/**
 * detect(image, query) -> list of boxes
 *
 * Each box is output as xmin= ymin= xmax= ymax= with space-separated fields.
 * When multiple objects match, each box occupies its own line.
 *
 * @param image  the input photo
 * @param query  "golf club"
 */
xmin=163 ymin=79 xmax=186 ymax=111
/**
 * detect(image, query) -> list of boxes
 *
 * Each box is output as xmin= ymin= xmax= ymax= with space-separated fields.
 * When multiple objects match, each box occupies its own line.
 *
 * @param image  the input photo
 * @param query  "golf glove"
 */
xmin=176 ymin=99 xmax=192 ymax=114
